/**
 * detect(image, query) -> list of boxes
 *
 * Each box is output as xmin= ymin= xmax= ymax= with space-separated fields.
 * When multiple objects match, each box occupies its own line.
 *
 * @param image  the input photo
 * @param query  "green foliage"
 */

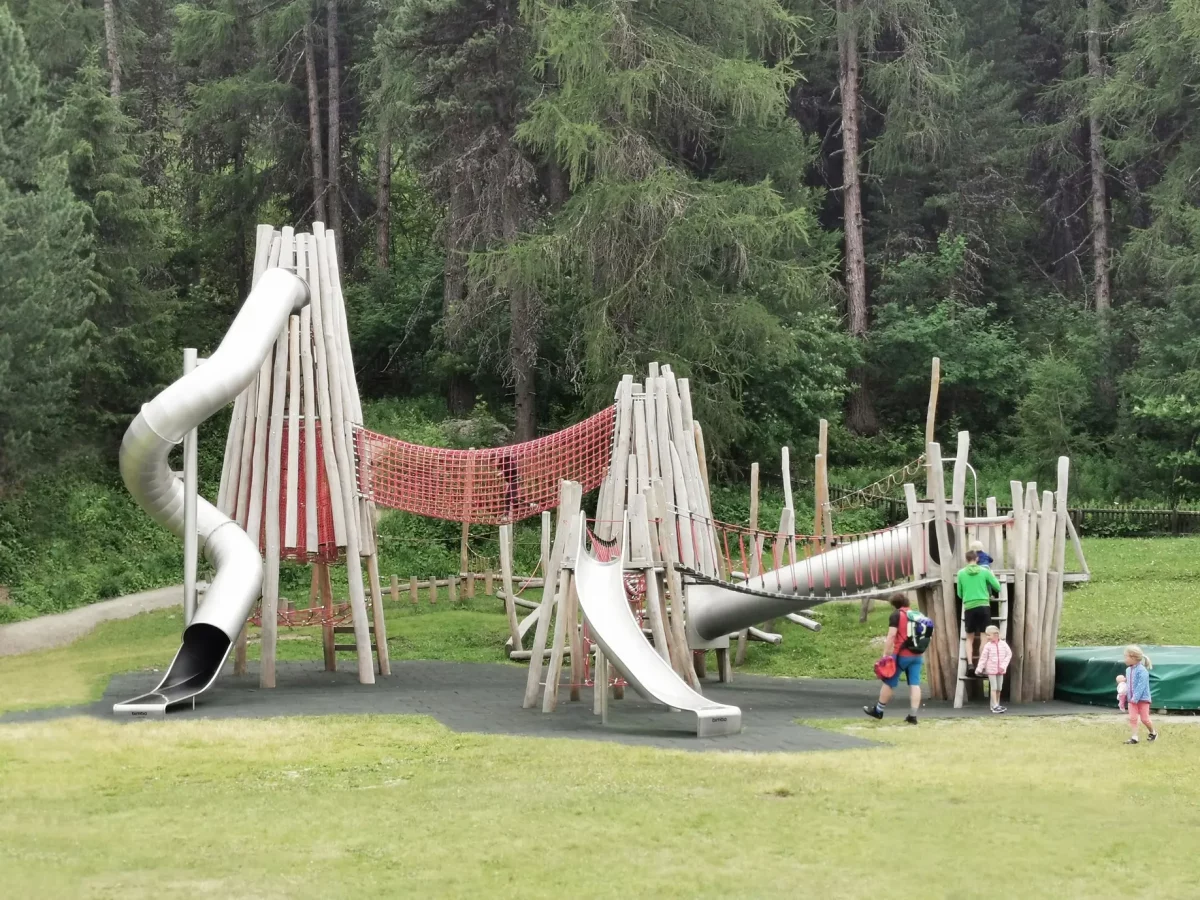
xmin=0 ymin=8 xmax=95 ymax=485
xmin=59 ymin=54 xmax=178 ymax=444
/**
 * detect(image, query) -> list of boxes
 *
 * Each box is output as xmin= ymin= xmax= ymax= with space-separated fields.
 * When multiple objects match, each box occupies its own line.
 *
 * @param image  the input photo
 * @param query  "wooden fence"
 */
xmin=826 ymin=483 xmax=1200 ymax=537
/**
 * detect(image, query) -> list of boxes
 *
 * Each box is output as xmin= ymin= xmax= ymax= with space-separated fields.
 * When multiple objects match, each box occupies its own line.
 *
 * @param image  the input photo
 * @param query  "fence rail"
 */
xmin=824 ymin=482 xmax=1200 ymax=537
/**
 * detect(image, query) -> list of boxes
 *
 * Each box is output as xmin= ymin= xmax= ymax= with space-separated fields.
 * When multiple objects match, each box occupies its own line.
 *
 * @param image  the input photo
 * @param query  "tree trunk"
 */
xmin=326 ymin=0 xmax=343 ymax=261
xmin=838 ymin=0 xmax=877 ymax=434
xmin=103 ymin=0 xmax=121 ymax=98
xmin=305 ymin=23 xmax=326 ymax=223
xmin=444 ymin=174 xmax=475 ymax=414
xmin=376 ymin=125 xmax=391 ymax=269
xmin=1087 ymin=0 xmax=1111 ymax=320
xmin=511 ymin=294 xmax=537 ymax=442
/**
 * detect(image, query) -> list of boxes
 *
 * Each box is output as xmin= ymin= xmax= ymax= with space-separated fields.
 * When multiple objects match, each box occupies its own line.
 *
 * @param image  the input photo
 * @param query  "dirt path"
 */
xmin=0 ymin=585 xmax=196 ymax=657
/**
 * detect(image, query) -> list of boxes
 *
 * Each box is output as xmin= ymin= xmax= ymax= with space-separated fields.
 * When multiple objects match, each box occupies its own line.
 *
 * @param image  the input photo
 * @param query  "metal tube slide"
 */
xmin=572 ymin=514 xmax=741 ymax=737
xmin=688 ymin=523 xmax=949 ymax=642
xmin=113 ymin=269 xmax=310 ymax=715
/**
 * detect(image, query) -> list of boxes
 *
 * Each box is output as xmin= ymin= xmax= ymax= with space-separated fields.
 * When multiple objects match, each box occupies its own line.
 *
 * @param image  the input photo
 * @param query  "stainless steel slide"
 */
xmin=572 ymin=515 xmax=742 ymax=737
xmin=113 ymin=269 xmax=310 ymax=715
xmin=688 ymin=522 xmax=945 ymax=642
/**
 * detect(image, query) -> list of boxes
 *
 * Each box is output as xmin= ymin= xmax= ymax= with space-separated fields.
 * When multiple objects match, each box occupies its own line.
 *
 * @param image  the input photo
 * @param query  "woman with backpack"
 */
xmin=864 ymin=594 xmax=932 ymax=725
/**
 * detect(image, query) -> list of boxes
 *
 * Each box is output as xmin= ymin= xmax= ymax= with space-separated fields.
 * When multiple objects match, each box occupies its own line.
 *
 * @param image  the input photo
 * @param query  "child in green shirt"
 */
xmin=957 ymin=550 xmax=1001 ymax=668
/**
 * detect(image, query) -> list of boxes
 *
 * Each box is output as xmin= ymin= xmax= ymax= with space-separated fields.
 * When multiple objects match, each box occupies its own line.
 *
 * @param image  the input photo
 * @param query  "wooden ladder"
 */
xmin=331 ymin=625 xmax=386 ymax=674
xmin=953 ymin=577 xmax=1010 ymax=709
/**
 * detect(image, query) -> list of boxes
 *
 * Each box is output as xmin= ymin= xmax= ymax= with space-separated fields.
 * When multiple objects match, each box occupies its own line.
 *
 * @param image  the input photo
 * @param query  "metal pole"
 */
xmin=183 ymin=348 xmax=199 ymax=627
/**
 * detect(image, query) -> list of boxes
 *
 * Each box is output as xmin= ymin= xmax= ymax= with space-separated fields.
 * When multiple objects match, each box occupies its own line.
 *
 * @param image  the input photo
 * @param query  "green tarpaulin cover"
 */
xmin=1055 ymin=645 xmax=1200 ymax=710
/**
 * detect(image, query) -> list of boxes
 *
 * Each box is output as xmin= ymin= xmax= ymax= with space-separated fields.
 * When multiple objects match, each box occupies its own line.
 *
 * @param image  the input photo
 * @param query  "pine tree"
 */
xmin=379 ymin=0 xmax=541 ymax=428
xmin=0 ymin=9 xmax=95 ymax=486
xmin=474 ymin=0 xmax=840 ymax=451
xmin=59 ymin=54 xmax=177 ymax=443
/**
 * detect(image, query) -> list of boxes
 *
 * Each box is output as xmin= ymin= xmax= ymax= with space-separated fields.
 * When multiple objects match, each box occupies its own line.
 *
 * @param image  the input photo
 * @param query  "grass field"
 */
xmin=2 ymin=715 xmax=1198 ymax=898
xmin=2 ymin=537 xmax=1200 ymax=897
xmin=3 ymin=536 xmax=1198 ymax=715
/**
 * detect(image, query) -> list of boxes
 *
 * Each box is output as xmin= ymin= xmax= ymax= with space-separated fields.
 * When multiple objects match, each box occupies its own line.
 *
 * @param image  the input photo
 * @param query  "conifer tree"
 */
xmin=0 ymin=9 xmax=94 ymax=485
xmin=59 ymin=55 xmax=177 ymax=442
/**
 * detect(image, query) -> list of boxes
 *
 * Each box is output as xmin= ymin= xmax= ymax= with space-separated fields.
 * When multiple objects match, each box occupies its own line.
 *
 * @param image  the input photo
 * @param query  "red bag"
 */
xmin=874 ymin=655 xmax=897 ymax=680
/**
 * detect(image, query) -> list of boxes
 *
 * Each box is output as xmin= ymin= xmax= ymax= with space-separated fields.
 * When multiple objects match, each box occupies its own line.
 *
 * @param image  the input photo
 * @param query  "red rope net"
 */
xmin=353 ymin=406 xmax=616 ymax=525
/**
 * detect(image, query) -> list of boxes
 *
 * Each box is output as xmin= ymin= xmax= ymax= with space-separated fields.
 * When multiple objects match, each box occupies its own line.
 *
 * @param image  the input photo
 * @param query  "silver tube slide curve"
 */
xmin=112 ymin=269 xmax=310 ymax=715
xmin=688 ymin=523 xmax=950 ymax=642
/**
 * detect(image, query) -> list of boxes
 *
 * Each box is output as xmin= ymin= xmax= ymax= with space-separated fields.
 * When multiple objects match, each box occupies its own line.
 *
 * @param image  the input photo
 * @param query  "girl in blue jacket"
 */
xmin=1123 ymin=645 xmax=1159 ymax=745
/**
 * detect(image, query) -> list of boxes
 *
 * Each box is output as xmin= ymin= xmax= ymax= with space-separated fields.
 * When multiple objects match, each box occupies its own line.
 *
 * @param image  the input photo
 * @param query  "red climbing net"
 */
xmin=353 ymin=406 xmax=616 ymax=525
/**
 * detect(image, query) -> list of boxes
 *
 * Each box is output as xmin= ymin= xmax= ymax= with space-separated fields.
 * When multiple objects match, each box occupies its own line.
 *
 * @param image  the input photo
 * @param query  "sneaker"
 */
xmin=1148 ymin=731 xmax=1159 ymax=742
xmin=904 ymin=714 xmax=919 ymax=725
xmin=991 ymin=705 xmax=1007 ymax=714
xmin=1124 ymin=737 xmax=1139 ymax=744
xmin=863 ymin=705 xmax=884 ymax=720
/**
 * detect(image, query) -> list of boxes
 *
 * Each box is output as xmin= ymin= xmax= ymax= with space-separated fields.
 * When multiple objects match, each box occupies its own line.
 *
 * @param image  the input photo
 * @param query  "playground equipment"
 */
xmin=112 ymin=230 xmax=1088 ymax=727
xmin=113 ymin=268 xmax=310 ymax=713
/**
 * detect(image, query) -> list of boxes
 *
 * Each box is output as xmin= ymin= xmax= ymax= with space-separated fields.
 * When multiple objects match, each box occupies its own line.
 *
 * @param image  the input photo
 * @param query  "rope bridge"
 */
xmin=353 ymin=406 xmax=616 ymax=525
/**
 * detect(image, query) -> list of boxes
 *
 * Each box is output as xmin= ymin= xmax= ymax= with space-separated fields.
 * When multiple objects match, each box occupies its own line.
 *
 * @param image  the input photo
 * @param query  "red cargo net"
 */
xmin=354 ymin=406 xmax=616 ymax=525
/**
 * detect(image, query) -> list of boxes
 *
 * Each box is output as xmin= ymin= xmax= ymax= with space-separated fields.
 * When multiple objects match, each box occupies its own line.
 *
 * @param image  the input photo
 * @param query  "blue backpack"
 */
xmin=900 ymin=608 xmax=934 ymax=654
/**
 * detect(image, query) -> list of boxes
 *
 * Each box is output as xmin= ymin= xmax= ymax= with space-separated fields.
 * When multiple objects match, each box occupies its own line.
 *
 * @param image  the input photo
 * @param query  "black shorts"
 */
xmin=964 ymin=605 xmax=991 ymax=634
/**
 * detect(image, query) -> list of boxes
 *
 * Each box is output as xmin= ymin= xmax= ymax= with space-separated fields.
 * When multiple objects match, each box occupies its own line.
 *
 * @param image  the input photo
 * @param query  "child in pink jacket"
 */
xmin=975 ymin=625 xmax=1013 ymax=713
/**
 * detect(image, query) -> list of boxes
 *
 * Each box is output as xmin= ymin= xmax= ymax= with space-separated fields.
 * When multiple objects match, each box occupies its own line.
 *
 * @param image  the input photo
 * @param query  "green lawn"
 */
xmin=3 ymin=537 xmax=1200 ymax=897
xmin=3 ymin=536 xmax=1198 ymax=714
xmin=2 ymin=714 xmax=1198 ymax=897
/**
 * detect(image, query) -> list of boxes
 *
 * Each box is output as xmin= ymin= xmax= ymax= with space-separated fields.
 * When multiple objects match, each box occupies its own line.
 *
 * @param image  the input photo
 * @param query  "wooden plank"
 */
xmin=313 ymin=225 xmax=372 ymax=682
xmin=925 ymin=357 xmax=940 ymax=496
xmin=567 ymin=569 xmax=585 ymax=703
xmin=523 ymin=481 xmax=581 ymax=708
xmin=653 ymin=377 xmax=675 ymax=512
xmin=1034 ymin=488 xmax=1055 ymax=699
xmin=540 ymin=511 xmax=552 ymax=581
xmin=284 ymin=315 xmax=301 ymax=548
xmin=646 ymin=483 xmax=692 ymax=680
xmin=630 ymin=494 xmax=670 ymax=662
xmin=1046 ymin=457 xmax=1070 ymax=698
xmin=366 ymin=553 xmax=390 ymax=675
xmin=1008 ymin=481 xmax=1027 ymax=703
xmin=500 ymin=523 xmax=522 ymax=652
xmin=633 ymin=395 xmax=651 ymax=496
xmin=298 ymin=245 xmax=319 ymax=553
xmin=260 ymin=298 xmax=289 ymax=690
xmin=652 ymin=477 xmax=699 ymax=687
xmin=669 ymin=442 xmax=696 ymax=568
xmin=603 ymin=377 xmax=634 ymax=541
xmin=928 ymin=442 xmax=957 ymax=700
xmin=693 ymin=421 xmax=721 ymax=577
xmin=644 ymin=374 xmax=660 ymax=483
xmin=542 ymin=565 xmax=576 ymax=712
xmin=903 ymin=483 xmax=924 ymax=578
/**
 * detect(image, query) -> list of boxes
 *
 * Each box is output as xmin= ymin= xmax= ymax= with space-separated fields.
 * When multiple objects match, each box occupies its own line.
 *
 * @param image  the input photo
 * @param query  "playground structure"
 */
xmin=112 ymin=222 xmax=1088 ymax=727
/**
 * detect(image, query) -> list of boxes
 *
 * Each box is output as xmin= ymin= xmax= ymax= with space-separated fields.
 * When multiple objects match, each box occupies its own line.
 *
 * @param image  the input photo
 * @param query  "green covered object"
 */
xmin=1055 ymin=646 xmax=1200 ymax=710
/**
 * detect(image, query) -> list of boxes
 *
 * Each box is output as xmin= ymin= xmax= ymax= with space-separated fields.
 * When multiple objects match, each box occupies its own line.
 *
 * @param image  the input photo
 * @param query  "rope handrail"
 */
xmin=827 ymin=455 xmax=927 ymax=512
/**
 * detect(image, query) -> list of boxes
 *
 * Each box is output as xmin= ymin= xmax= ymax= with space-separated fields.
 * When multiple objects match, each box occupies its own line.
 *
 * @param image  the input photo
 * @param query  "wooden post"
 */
xmin=389 ymin=574 xmax=399 ymax=604
xmin=1035 ymin=489 xmax=1055 ymax=699
xmin=652 ymin=478 xmax=699 ymax=687
xmin=1046 ymin=457 xmax=1070 ymax=698
xmin=366 ymin=554 xmax=391 ymax=675
xmin=523 ymin=481 xmax=582 ymax=708
xmin=567 ymin=572 xmax=585 ymax=703
xmin=1008 ymin=482 xmax=1027 ymax=702
xmin=260 ymin=298 xmax=290 ymax=689
xmin=540 ymin=511 xmax=552 ymax=581
xmin=542 ymin=567 xmax=574 ymax=712
xmin=429 ymin=577 xmax=438 ymax=605
xmin=409 ymin=575 xmax=418 ymax=605
xmin=500 ymin=523 xmax=522 ymax=653
xmin=630 ymin=494 xmax=670 ymax=663
xmin=318 ymin=563 xmax=335 ymax=671
xmin=735 ymin=462 xmax=760 ymax=666
xmin=952 ymin=431 xmax=970 ymax=564
xmin=466 ymin=572 xmax=476 ymax=599
xmin=447 ymin=575 xmax=458 ymax=604
xmin=284 ymin=316 xmax=301 ymax=549
xmin=927 ymin=442 xmax=957 ymax=700
xmin=925 ymin=357 xmax=940 ymax=497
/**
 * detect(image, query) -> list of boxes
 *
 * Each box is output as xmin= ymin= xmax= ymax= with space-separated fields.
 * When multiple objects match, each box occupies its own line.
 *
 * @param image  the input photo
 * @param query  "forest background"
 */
xmin=4 ymin=0 xmax=1200 ymax=619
